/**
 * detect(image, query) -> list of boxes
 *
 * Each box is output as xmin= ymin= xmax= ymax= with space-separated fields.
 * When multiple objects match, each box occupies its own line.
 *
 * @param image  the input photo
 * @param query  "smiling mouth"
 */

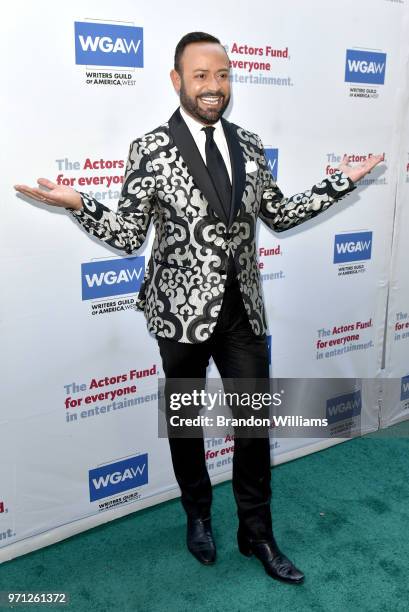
xmin=199 ymin=95 xmax=223 ymax=106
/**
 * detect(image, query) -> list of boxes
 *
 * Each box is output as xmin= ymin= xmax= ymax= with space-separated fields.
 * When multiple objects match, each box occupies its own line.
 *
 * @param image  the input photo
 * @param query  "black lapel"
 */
xmin=168 ymin=108 xmax=228 ymax=225
xmin=221 ymin=118 xmax=246 ymax=228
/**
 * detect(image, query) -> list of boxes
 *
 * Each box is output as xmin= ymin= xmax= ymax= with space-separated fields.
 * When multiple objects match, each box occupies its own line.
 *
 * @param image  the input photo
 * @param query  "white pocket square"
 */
xmin=245 ymin=160 xmax=258 ymax=173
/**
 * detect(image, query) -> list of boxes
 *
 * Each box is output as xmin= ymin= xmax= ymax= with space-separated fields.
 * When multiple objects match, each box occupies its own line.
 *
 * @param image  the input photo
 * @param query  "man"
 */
xmin=14 ymin=31 xmax=382 ymax=584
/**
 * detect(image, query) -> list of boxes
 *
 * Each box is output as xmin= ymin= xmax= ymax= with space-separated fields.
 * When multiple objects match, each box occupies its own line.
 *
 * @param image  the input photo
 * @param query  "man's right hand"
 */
xmin=14 ymin=178 xmax=83 ymax=211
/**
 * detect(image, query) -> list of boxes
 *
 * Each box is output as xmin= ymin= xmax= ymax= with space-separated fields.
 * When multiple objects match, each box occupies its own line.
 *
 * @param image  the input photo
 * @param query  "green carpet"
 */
xmin=1 ymin=422 xmax=409 ymax=612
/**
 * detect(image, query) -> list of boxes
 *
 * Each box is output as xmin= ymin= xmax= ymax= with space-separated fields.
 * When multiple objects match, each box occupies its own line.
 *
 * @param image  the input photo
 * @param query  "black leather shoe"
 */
xmin=237 ymin=528 xmax=304 ymax=584
xmin=187 ymin=517 xmax=216 ymax=565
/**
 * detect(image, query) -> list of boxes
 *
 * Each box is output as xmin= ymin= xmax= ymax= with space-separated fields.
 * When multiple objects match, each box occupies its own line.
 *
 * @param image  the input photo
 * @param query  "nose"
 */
xmin=208 ymin=73 xmax=223 ymax=91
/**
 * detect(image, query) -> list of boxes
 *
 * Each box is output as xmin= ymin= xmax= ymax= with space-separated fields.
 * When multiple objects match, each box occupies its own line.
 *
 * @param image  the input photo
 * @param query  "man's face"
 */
xmin=171 ymin=42 xmax=231 ymax=125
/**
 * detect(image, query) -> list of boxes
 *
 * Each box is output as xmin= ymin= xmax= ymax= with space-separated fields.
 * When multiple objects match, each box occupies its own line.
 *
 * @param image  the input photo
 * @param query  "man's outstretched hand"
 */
xmin=14 ymin=178 xmax=83 ymax=211
xmin=15 ymin=154 xmax=384 ymax=209
xmin=337 ymin=154 xmax=384 ymax=183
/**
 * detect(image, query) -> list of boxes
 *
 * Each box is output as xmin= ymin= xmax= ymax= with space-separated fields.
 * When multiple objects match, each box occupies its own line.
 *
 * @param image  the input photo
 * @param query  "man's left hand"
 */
xmin=338 ymin=154 xmax=384 ymax=183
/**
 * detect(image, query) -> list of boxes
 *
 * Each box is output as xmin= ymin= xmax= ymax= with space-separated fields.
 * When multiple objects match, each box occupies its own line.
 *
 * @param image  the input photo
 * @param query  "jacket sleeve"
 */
xmin=66 ymin=138 xmax=156 ymax=254
xmin=256 ymin=136 xmax=356 ymax=232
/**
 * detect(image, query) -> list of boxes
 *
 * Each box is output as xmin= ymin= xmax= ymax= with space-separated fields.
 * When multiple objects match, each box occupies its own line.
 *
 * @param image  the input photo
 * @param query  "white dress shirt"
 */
xmin=179 ymin=105 xmax=232 ymax=183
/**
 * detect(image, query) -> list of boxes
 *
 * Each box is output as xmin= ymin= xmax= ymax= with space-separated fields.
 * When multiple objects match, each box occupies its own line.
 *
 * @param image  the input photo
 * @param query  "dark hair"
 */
xmin=174 ymin=32 xmax=221 ymax=73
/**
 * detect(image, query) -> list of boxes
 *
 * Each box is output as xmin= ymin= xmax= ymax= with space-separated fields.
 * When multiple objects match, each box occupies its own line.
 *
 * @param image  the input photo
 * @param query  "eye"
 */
xmin=196 ymin=73 xmax=206 ymax=79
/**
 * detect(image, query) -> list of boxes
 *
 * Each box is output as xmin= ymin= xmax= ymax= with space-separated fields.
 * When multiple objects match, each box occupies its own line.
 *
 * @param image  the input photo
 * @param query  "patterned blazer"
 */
xmin=69 ymin=108 xmax=355 ymax=343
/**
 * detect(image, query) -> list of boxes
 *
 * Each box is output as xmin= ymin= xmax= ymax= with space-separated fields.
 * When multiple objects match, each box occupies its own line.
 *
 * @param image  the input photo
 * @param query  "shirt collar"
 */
xmin=179 ymin=105 xmax=224 ymax=138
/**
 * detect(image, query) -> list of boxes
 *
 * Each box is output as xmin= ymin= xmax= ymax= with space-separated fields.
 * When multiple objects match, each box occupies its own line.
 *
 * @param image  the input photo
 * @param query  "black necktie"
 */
xmin=202 ymin=126 xmax=232 ymax=222
xmin=202 ymin=126 xmax=237 ymax=287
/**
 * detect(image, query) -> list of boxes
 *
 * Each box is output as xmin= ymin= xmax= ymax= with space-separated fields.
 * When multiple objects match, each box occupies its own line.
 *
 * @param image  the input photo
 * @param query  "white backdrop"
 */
xmin=382 ymin=42 xmax=409 ymax=427
xmin=1 ymin=0 xmax=409 ymax=562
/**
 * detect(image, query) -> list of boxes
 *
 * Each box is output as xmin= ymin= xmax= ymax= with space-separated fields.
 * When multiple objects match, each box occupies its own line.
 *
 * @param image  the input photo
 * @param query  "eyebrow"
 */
xmin=193 ymin=68 xmax=229 ymax=73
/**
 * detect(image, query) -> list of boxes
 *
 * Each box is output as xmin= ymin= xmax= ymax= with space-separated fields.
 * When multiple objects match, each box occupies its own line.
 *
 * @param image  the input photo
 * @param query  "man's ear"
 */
xmin=170 ymin=69 xmax=181 ymax=94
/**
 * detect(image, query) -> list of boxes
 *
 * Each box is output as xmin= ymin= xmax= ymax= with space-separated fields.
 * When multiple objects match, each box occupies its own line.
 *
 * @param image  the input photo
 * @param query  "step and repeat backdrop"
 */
xmin=383 ymin=71 xmax=409 ymax=426
xmin=1 ymin=0 xmax=409 ymax=562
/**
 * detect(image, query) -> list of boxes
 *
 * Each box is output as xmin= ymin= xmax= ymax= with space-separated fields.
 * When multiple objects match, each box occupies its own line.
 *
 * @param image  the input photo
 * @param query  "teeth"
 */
xmin=201 ymin=97 xmax=220 ymax=105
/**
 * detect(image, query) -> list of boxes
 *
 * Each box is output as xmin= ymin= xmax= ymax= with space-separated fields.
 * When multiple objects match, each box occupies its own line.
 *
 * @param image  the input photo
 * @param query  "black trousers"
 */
xmin=157 ymin=279 xmax=273 ymax=540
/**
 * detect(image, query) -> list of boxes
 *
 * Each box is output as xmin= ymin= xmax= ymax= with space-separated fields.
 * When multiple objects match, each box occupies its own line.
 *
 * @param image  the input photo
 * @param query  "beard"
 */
xmin=179 ymin=80 xmax=230 ymax=125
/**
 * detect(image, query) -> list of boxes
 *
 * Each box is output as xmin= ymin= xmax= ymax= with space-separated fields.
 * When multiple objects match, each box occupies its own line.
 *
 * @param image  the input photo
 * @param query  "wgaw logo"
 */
xmin=75 ymin=22 xmax=144 ymax=68
xmin=264 ymin=148 xmax=279 ymax=180
xmin=326 ymin=390 xmax=361 ymax=424
xmin=333 ymin=232 xmax=372 ymax=264
xmin=81 ymin=257 xmax=145 ymax=300
xmin=345 ymin=49 xmax=386 ymax=85
xmin=400 ymin=375 xmax=409 ymax=402
xmin=89 ymin=454 xmax=148 ymax=502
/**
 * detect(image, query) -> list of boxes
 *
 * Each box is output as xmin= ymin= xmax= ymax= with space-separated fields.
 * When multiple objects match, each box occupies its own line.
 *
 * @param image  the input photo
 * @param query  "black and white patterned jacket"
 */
xmin=69 ymin=108 xmax=355 ymax=343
